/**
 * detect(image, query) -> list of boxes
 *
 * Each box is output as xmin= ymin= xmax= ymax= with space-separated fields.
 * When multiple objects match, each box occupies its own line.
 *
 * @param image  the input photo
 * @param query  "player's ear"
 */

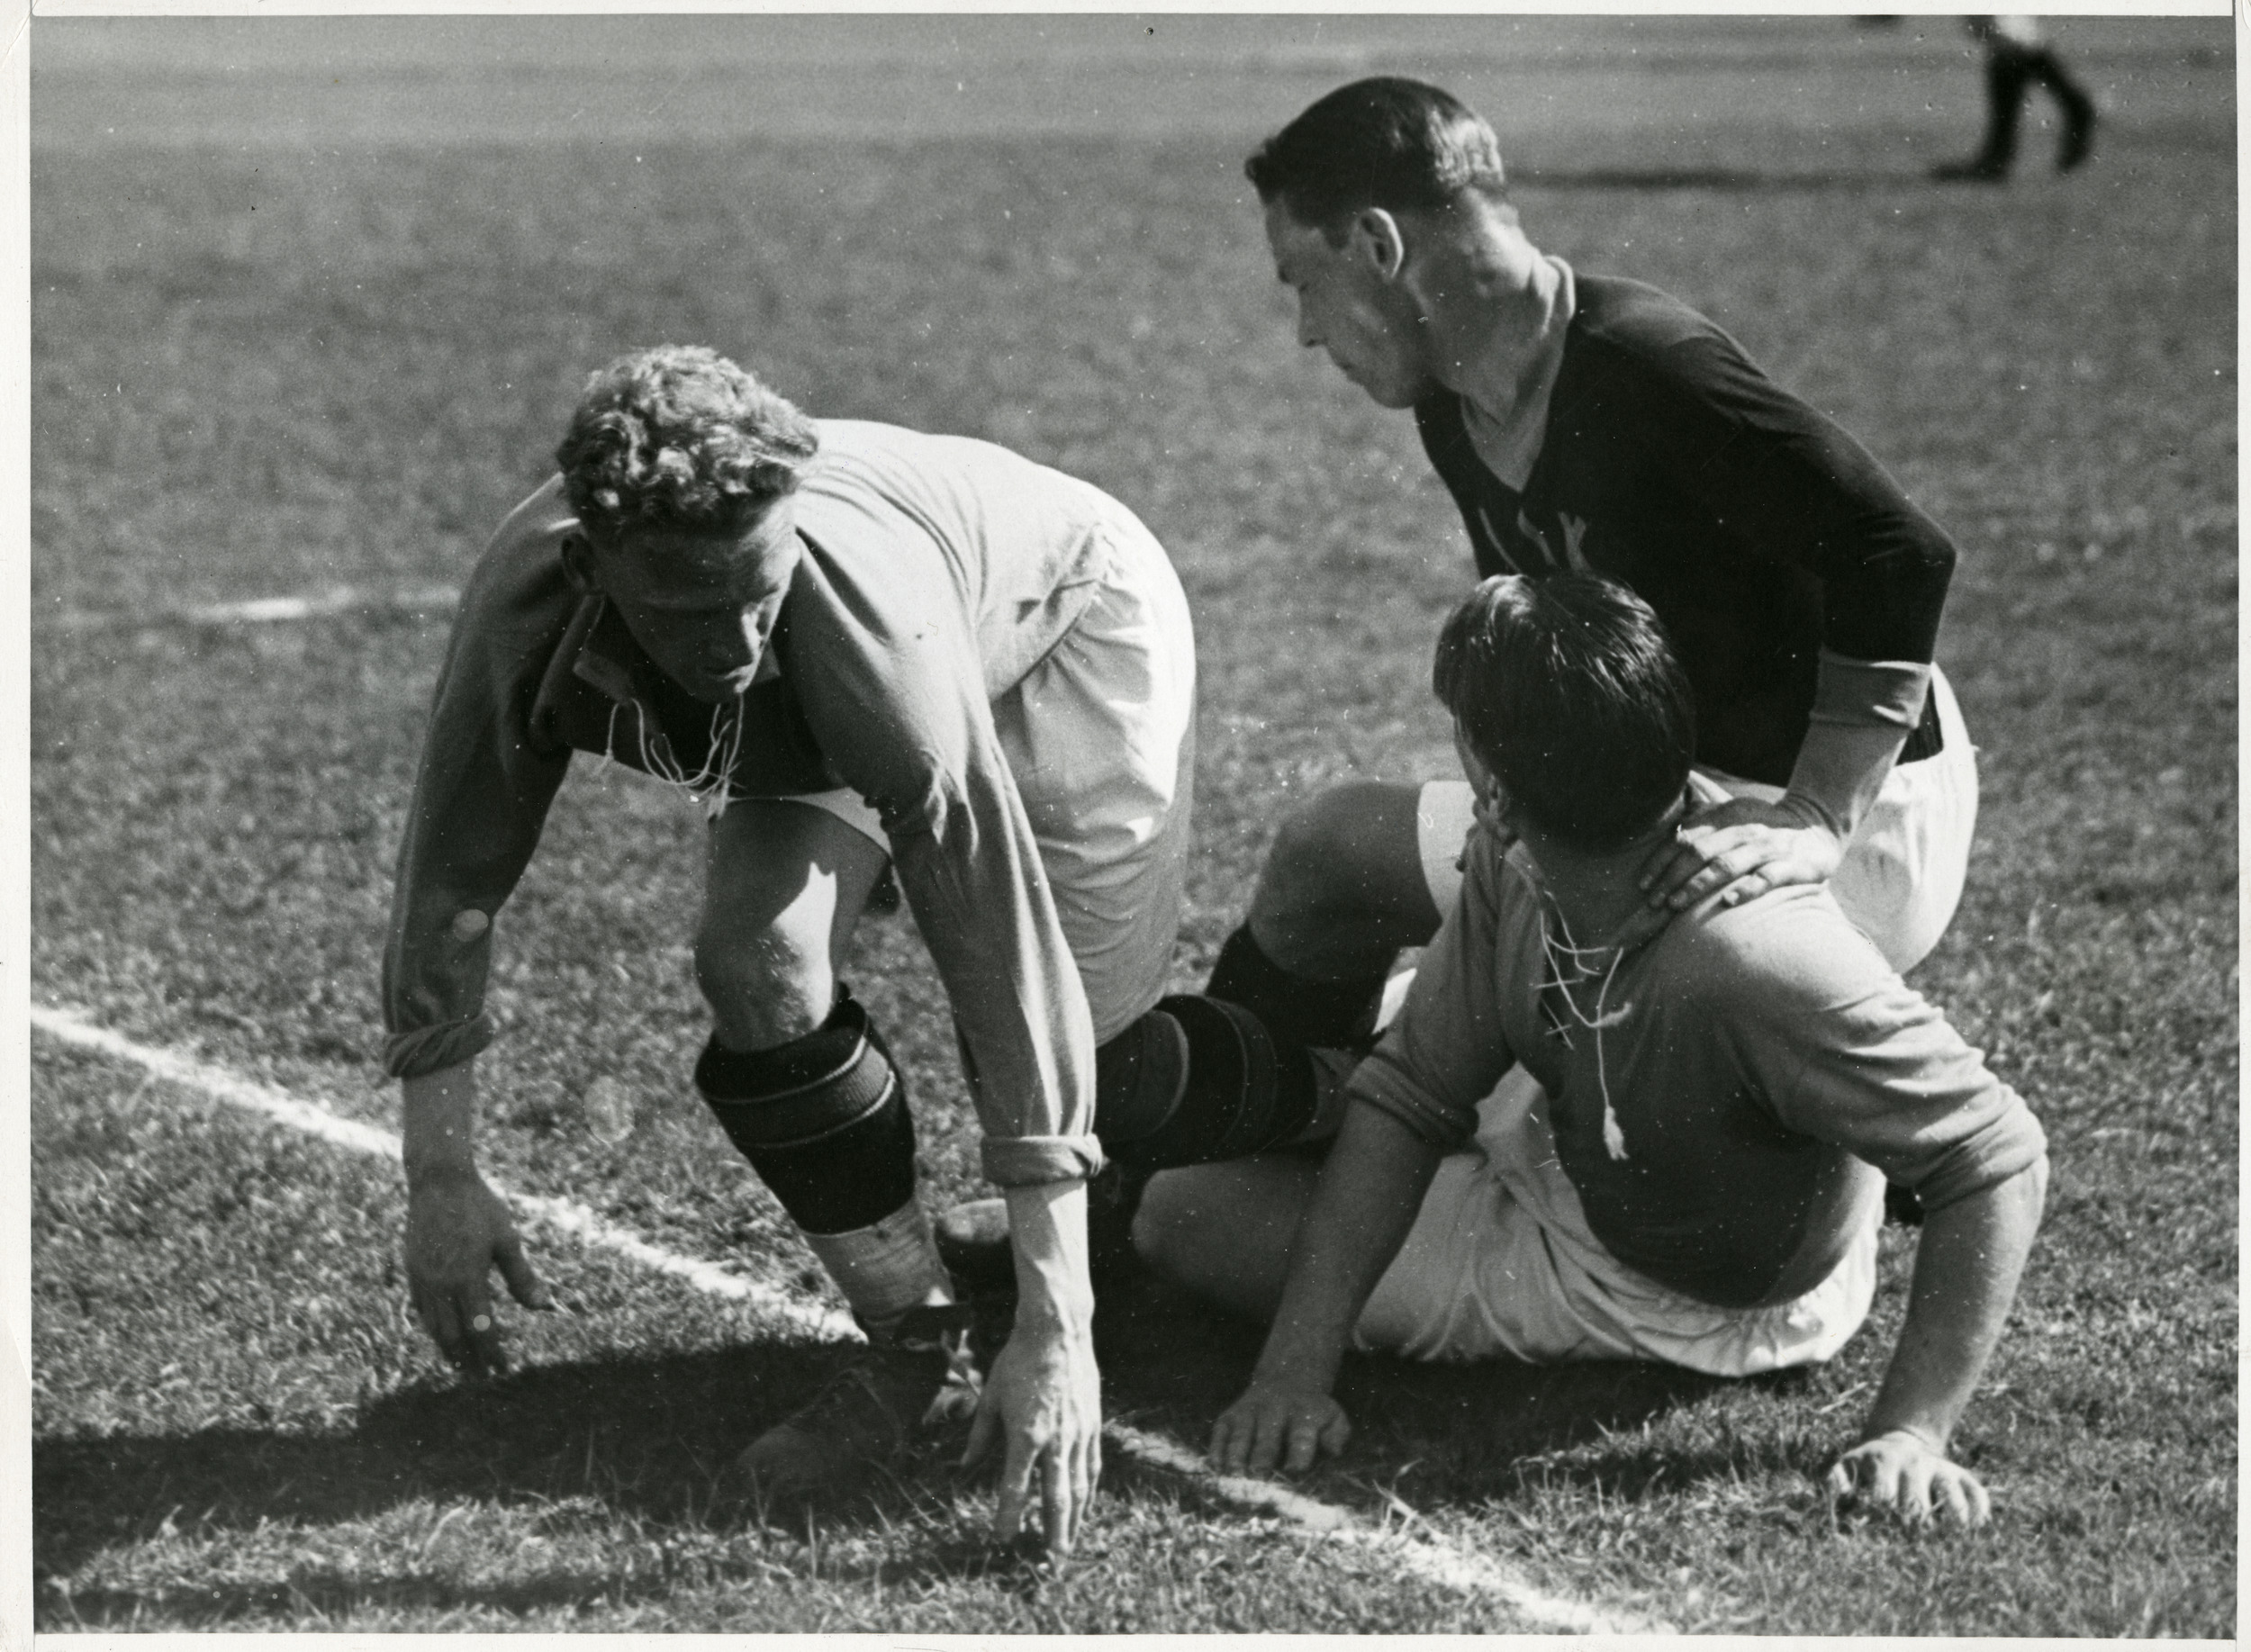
xmin=1351 ymin=208 xmax=1408 ymax=281
xmin=1487 ymin=777 xmax=1527 ymax=838
xmin=558 ymin=531 xmax=601 ymax=594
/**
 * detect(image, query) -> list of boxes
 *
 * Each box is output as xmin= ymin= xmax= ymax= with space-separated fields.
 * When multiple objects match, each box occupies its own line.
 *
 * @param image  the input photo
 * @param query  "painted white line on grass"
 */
xmin=28 ymin=1003 xmax=850 ymax=1345
xmin=31 ymin=1002 xmax=1660 ymax=1635
xmin=1105 ymin=1422 xmax=1653 ymax=1633
xmin=45 ymin=583 xmax=461 ymax=631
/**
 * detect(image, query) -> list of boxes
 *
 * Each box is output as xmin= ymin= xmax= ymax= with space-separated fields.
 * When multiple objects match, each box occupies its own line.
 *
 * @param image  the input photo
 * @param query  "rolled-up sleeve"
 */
xmin=786 ymin=550 xmax=1101 ymax=1188
xmin=1349 ymin=830 xmax=1522 ymax=1151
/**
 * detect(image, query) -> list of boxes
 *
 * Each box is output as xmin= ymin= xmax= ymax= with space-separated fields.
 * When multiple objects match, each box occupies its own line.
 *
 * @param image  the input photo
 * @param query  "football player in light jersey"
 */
xmin=384 ymin=345 xmax=1331 ymax=1556
xmin=1150 ymin=574 xmax=2047 ymax=1530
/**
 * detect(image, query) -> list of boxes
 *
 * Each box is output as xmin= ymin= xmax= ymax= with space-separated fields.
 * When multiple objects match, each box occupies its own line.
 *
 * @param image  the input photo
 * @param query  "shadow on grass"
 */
xmin=34 ymin=1338 xmax=845 ymax=1583
xmin=38 ymin=1274 xmax=1752 ymax=1597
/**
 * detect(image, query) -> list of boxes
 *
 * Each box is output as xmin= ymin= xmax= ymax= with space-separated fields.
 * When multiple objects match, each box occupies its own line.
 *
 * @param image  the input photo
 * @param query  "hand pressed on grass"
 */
xmin=1828 ymin=1427 xmax=1993 ymax=1530
xmin=404 ymin=1167 xmax=553 ymax=1378
xmin=1210 ymin=1379 xmax=1351 ymax=1476
xmin=963 ymin=1320 xmax=1102 ymax=1558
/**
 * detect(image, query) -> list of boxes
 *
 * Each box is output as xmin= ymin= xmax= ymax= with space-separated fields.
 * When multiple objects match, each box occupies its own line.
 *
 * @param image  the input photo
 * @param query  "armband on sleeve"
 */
xmin=1784 ymin=651 xmax=1936 ymax=838
xmin=1809 ymin=650 xmax=1933 ymax=734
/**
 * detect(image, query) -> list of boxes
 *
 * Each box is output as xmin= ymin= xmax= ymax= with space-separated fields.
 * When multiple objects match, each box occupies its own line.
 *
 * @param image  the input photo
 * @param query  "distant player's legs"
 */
xmin=1937 ymin=27 xmax=2095 ymax=179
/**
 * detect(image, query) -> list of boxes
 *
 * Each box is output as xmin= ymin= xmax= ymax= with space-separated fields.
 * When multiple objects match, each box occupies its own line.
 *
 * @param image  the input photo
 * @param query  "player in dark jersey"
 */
xmin=1208 ymin=77 xmax=1979 ymax=1061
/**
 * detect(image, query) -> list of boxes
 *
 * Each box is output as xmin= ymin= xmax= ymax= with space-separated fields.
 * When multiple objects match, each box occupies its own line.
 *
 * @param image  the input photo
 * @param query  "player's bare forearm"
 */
xmin=402 ymin=1060 xmax=482 ymax=1182
xmin=1213 ymin=1102 xmax=1441 ymax=1475
xmin=962 ymin=1179 xmax=1099 ymax=1556
xmin=1252 ymin=1103 xmax=1440 ymax=1393
xmin=1004 ymin=1179 xmax=1095 ymax=1334
xmin=1781 ymin=713 xmax=1913 ymax=847
xmin=1861 ymin=1155 xmax=2048 ymax=1451
xmin=398 ymin=1056 xmax=552 ymax=1374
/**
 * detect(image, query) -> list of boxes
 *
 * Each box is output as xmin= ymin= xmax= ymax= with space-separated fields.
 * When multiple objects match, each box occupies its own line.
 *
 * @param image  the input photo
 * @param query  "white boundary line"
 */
xmin=42 ymin=583 xmax=461 ymax=631
xmin=29 ymin=1001 xmax=1663 ymax=1635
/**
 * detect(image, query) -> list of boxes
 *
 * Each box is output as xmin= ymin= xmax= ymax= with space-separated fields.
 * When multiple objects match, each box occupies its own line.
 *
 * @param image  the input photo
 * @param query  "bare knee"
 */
xmin=1129 ymin=1168 xmax=1207 ymax=1287
xmin=694 ymin=919 xmax=832 ymax=1051
xmin=1131 ymin=1161 xmax=1308 ymax=1322
xmin=1249 ymin=781 xmax=1437 ymax=976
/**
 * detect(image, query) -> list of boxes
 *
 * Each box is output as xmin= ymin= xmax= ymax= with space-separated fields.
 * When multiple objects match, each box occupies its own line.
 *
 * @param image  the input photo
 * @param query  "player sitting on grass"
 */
xmin=1209 ymin=78 xmax=1980 ymax=1090
xmin=1148 ymin=573 xmax=2047 ymax=1530
xmin=383 ymin=347 xmax=1340 ymax=1556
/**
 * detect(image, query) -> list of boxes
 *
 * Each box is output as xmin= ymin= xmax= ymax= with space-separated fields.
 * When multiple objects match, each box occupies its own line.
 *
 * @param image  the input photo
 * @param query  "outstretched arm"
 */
xmin=1209 ymin=1101 xmax=1444 ymax=1475
xmin=1831 ymin=1153 xmax=2048 ymax=1527
xmin=963 ymin=1180 xmax=1100 ymax=1556
xmin=401 ymin=1059 xmax=554 ymax=1377
xmin=384 ymin=503 xmax=583 ymax=1373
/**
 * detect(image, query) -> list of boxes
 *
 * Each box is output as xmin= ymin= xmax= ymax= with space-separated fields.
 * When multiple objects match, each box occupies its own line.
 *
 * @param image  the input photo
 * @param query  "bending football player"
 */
xmin=1150 ymin=575 xmax=2047 ymax=1530
xmin=382 ymin=347 xmax=1338 ymax=1554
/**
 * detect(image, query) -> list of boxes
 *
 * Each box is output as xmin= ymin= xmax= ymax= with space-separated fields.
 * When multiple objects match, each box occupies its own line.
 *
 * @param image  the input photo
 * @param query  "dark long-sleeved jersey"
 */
xmin=1416 ymin=274 xmax=1954 ymax=786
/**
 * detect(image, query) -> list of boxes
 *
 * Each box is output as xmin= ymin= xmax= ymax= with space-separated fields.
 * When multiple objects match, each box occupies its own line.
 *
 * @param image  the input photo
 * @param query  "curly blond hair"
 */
xmin=556 ymin=346 xmax=819 ymax=540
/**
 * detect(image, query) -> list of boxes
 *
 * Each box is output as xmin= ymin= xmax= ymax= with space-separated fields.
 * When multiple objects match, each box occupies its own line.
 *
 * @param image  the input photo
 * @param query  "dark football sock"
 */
xmin=1205 ymin=923 xmax=1391 ymax=1052
xmin=696 ymin=988 xmax=918 ymax=1236
xmin=1098 ymin=993 xmax=1321 ymax=1172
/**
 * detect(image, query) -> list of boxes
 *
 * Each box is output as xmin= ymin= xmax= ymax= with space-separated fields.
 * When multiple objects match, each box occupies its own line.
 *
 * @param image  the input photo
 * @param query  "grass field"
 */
xmin=26 ymin=13 xmax=2238 ymax=1636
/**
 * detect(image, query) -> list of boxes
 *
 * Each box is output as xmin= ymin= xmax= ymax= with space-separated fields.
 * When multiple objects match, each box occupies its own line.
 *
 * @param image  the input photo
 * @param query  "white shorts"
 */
xmin=1416 ymin=667 xmax=1978 ymax=974
xmin=790 ymin=510 xmax=1195 ymax=1044
xmin=1352 ymin=1067 xmax=1881 ymax=1376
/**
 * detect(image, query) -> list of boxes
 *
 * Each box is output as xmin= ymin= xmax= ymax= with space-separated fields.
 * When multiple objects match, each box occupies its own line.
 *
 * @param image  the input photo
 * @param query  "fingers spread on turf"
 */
xmin=412 ymin=1284 xmax=464 ymax=1367
xmin=1865 ymin=1452 xmax=1904 ymax=1513
xmin=1208 ymin=1414 xmax=1243 ymax=1474
xmin=1934 ymin=1470 xmax=1975 ymax=1528
xmin=1900 ymin=1462 xmax=1936 ymax=1524
xmin=1962 ymin=1473 xmax=1992 ymax=1528
xmin=1249 ymin=1411 xmax=1286 ymax=1476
